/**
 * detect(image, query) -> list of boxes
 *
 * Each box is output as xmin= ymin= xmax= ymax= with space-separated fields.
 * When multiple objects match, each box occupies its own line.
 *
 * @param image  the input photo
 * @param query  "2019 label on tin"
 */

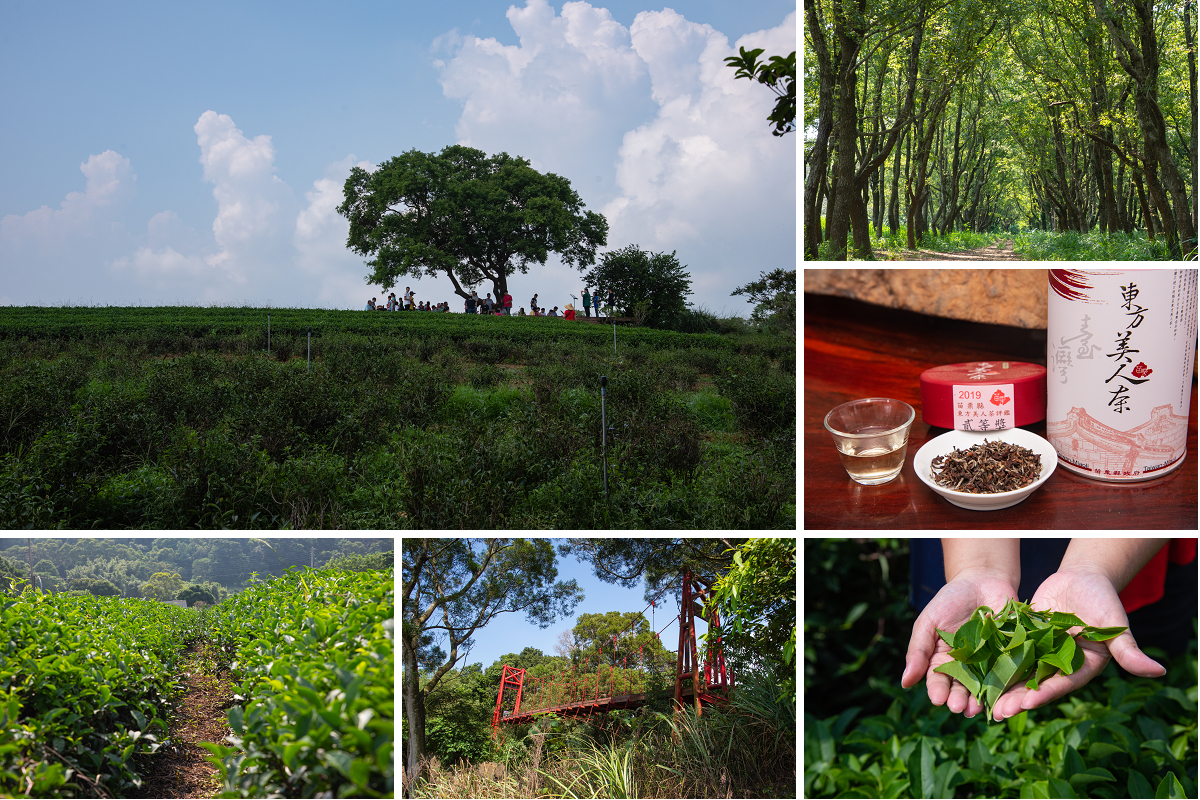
xmin=952 ymin=383 xmax=1016 ymax=432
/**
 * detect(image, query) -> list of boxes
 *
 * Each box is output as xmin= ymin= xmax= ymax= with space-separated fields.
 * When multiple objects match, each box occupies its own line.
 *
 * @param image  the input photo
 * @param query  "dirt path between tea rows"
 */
xmin=897 ymin=238 xmax=1027 ymax=261
xmin=130 ymin=641 xmax=236 ymax=799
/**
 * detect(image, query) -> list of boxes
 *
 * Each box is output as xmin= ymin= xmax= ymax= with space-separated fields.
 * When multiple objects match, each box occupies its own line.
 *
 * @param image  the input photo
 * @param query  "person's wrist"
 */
xmin=946 ymin=564 xmax=1020 ymax=589
xmin=1052 ymin=561 xmax=1117 ymax=589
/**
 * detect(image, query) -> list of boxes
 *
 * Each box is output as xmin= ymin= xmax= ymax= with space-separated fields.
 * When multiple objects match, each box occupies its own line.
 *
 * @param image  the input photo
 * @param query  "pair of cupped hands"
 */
xmin=902 ymin=566 xmax=1167 ymax=721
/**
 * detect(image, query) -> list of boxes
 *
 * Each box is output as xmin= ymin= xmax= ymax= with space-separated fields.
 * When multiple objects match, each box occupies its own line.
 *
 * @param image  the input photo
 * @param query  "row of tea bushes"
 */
xmin=805 ymin=642 xmax=1197 ymax=799
xmin=0 ymin=591 xmax=202 ymax=796
xmin=204 ymin=566 xmax=394 ymax=798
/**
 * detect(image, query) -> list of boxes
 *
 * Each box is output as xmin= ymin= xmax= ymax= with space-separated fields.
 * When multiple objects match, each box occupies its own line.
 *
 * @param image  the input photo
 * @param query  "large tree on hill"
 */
xmin=401 ymin=539 xmax=583 ymax=782
xmin=338 ymin=146 xmax=609 ymax=304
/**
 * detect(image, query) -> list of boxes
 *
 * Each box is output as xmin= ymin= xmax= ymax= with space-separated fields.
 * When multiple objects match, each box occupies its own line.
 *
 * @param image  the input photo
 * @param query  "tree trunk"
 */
xmin=1095 ymin=0 xmax=1197 ymax=253
xmin=1185 ymin=0 xmax=1198 ymax=236
xmin=402 ymin=633 xmax=427 ymax=784
xmin=888 ymin=128 xmax=903 ymax=234
xmin=804 ymin=0 xmax=835 ymax=259
xmin=823 ymin=0 xmax=866 ymax=260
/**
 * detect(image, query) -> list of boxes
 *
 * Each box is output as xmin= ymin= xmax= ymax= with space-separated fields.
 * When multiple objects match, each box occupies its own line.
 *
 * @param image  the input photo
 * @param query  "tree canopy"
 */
xmin=581 ymin=245 xmax=692 ymax=327
xmin=401 ymin=538 xmax=583 ymax=781
xmin=805 ymin=0 xmax=1197 ymax=259
xmin=557 ymin=538 xmax=747 ymax=606
xmin=732 ymin=268 xmax=796 ymax=334
xmin=338 ymin=145 xmax=609 ymax=302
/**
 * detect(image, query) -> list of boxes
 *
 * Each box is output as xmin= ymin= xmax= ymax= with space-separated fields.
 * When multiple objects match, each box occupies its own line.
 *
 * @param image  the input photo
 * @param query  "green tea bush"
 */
xmin=0 ymin=306 xmax=792 ymax=529
xmin=712 ymin=358 xmax=796 ymax=439
xmin=0 ymin=593 xmax=203 ymax=796
xmin=805 ymin=634 xmax=1197 ymax=799
xmin=204 ymin=566 xmax=394 ymax=798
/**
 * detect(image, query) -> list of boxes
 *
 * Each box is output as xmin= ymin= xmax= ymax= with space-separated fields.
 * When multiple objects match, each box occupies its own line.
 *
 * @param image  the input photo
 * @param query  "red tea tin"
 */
xmin=919 ymin=361 xmax=1047 ymax=430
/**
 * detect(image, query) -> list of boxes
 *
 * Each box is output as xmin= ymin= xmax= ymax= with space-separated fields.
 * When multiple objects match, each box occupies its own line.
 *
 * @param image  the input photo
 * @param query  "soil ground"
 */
xmin=130 ymin=641 xmax=236 ymax=799
xmin=896 ymin=238 xmax=1027 ymax=261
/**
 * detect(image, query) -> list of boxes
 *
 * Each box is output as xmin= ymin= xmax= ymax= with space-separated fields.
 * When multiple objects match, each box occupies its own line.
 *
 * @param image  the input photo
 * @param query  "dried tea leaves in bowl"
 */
xmin=932 ymin=598 xmax=1127 ymax=722
xmin=930 ymin=438 xmax=1041 ymax=494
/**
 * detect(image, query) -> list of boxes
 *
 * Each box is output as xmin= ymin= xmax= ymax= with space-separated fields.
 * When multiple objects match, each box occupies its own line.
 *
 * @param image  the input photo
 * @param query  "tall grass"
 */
xmin=813 ymin=222 xmax=1000 ymax=259
xmin=1012 ymin=229 xmax=1178 ymax=260
xmin=405 ymin=668 xmax=796 ymax=798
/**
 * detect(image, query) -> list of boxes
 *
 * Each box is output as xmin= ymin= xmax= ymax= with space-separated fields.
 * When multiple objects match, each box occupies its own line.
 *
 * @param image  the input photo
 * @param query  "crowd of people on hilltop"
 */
xmin=365 ymin=286 xmax=617 ymax=319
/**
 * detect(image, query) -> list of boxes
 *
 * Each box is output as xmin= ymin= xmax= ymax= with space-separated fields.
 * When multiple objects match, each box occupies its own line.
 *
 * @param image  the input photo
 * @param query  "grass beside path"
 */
xmin=1012 ymin=229 xmax=1180 ymax=260
xmin=131 ymin=641 xmax=235 ymax=799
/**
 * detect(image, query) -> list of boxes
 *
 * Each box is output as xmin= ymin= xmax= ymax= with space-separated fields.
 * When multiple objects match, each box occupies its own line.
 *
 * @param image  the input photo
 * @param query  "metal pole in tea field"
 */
xmin=613 ymin=322 xmax=617 ymax=354
xmin=267 ymin=313 xmax=271 ymax=356
xmin=600 ymin=375 xmax=609 ymax=501
xmin=307 ymin=326 xmax=311 ymax=373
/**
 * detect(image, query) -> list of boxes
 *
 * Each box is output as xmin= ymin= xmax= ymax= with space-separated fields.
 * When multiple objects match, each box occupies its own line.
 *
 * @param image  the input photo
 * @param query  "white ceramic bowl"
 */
xmin=913 ymin=428 xmax=1057 ymax=511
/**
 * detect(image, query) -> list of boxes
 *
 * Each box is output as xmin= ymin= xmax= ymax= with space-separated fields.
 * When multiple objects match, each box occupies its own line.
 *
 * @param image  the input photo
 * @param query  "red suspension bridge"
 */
xmin=491 ymin=570 xmax=732 ymax=735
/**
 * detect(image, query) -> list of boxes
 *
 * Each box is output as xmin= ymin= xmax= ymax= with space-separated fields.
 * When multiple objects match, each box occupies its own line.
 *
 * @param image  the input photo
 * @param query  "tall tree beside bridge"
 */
xmin=401 ymin=539 xmax=583 ymax=783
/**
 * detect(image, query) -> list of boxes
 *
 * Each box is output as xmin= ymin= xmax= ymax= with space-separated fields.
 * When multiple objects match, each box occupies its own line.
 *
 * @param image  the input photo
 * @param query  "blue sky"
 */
xmin=1 ymin=1 xmax=795 ymax=313
xmin=412 ymin=539 xmax=711 ymax=675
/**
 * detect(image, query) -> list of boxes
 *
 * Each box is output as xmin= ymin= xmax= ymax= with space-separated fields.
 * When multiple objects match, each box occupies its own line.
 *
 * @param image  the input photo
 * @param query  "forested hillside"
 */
xmin=805 ymin=0 xmax=1198 ymax=260
xmin=0 ymin=536 xmax=393 ymax=600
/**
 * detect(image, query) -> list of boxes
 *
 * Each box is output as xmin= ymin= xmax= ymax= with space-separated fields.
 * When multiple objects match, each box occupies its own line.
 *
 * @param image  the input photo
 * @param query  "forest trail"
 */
xmin=899 ymin=238 xmax=1026 ymax=261
xmin=131 ymin=641 xmax=235 ymax=799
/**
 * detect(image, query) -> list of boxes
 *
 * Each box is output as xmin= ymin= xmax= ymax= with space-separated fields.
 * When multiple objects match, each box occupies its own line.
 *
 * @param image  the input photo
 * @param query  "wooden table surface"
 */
xmin=804 ymin=294 xmax=1199 ymax=530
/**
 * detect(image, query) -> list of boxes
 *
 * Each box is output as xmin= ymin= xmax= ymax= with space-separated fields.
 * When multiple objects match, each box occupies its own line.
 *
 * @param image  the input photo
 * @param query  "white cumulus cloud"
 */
xmin=193 ymin=110 xmax=296 ymax=278
xmin=295 ymin=156 xmax=380 ymax=306
xmin=0 ymin=150 xmax=134 ymax=247
xmin=434 ymin=2 xmax=796 ymax=315
xmin=436 ymin=0 xmax=650 ymax=188
xmin=604 ymin=10 xmax=797 ymax=303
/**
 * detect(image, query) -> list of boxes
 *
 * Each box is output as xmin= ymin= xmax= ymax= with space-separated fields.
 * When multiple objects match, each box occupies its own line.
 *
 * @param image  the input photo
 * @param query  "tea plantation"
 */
xmin=0 ymin=306 xmax=795 ymax=528
xmin=0 ymin=564 xmax=393 ymax=798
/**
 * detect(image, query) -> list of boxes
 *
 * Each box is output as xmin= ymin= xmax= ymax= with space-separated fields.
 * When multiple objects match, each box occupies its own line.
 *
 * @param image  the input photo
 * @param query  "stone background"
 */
xmin=804 ymin=267 xmax=1196 ymax=373
xmin=804 ymin=268 xmax=1049 ymax=329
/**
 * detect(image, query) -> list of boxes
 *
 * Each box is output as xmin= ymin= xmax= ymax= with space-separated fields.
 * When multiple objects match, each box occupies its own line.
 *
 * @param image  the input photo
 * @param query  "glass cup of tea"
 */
xmin=824 ymin=398 xmax=915 ymax=485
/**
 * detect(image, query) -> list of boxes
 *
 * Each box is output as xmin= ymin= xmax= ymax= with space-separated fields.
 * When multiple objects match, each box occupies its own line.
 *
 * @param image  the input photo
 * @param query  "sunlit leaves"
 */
xmin=933 ymin=597 xmax=1126 ymax=722
xmin=0 ymin=593 xmax=197 ymax=795
xmin=205 ymin=566 xmax=394 ymax=798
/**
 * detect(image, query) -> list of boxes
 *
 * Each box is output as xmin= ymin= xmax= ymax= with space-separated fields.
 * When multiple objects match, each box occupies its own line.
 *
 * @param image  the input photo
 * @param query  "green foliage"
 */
xmin=0 ymin=308 xmax=790 ymax=530
xmin=0 ymin=592 xmax=204 ymax=796
xmin=570 ymin=611 xmax=674 ymax=671
xmin=1013 ymin=229 xmax=1176 ymax=260
xmin=731 ymin=268 xmax=796 ymax=334
xmin=725 ymin=47 xmax=796 ymax=136
xmin=177 ymin=583 xmax=217 ymax=606
xmin=805 ymin=539 xmax=916 ymax=721
xmin=337 ymin=145 xmax=608 ymax=300
xmin=711 ymin=357 xmax=796 ymax=441
xmin=582 ymin=245 xmax=693 ymax=328
xmin=140 ymin=571 xmax=185 ymax=601
xmin=933 ymin=598 xmax=1128 ymax=722
xmin=707 ymin=538 xmax=797 ymax=704
xmin=326 ymin=551 xmax=395 ymax=572
xmin=804 ymin=636 xmax=1198 ymax=799
xmin=204 ymin=566 xmax=394 ymax=798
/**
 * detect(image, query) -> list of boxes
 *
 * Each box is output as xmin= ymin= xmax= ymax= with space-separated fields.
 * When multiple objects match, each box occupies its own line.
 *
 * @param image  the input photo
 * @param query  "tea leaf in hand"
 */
xmin=1079 ymin=626 xmax=1127 ymax=642
xmin=933 ymin=659 xmax=983 ymax=697
xmin=1002 ymin=621 xmax=1027 ymax=652
xmin=930 ymin=598 xmax=1128 ymax=723
xmin=1026 ymin=660 xmax=1059 ymax=692
xmin=1049 ymin=611 xmax=1087 ymax=629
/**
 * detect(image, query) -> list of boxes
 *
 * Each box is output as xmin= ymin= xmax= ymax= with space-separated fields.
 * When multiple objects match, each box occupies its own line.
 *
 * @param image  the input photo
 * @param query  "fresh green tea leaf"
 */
xmin=1155 ymin=772 xmax=1186 ymax=799
xmin=1080 ymin=625 xmax=1128 ymax=642
xmin=933 ymin=659 xmax=983 ymax=697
